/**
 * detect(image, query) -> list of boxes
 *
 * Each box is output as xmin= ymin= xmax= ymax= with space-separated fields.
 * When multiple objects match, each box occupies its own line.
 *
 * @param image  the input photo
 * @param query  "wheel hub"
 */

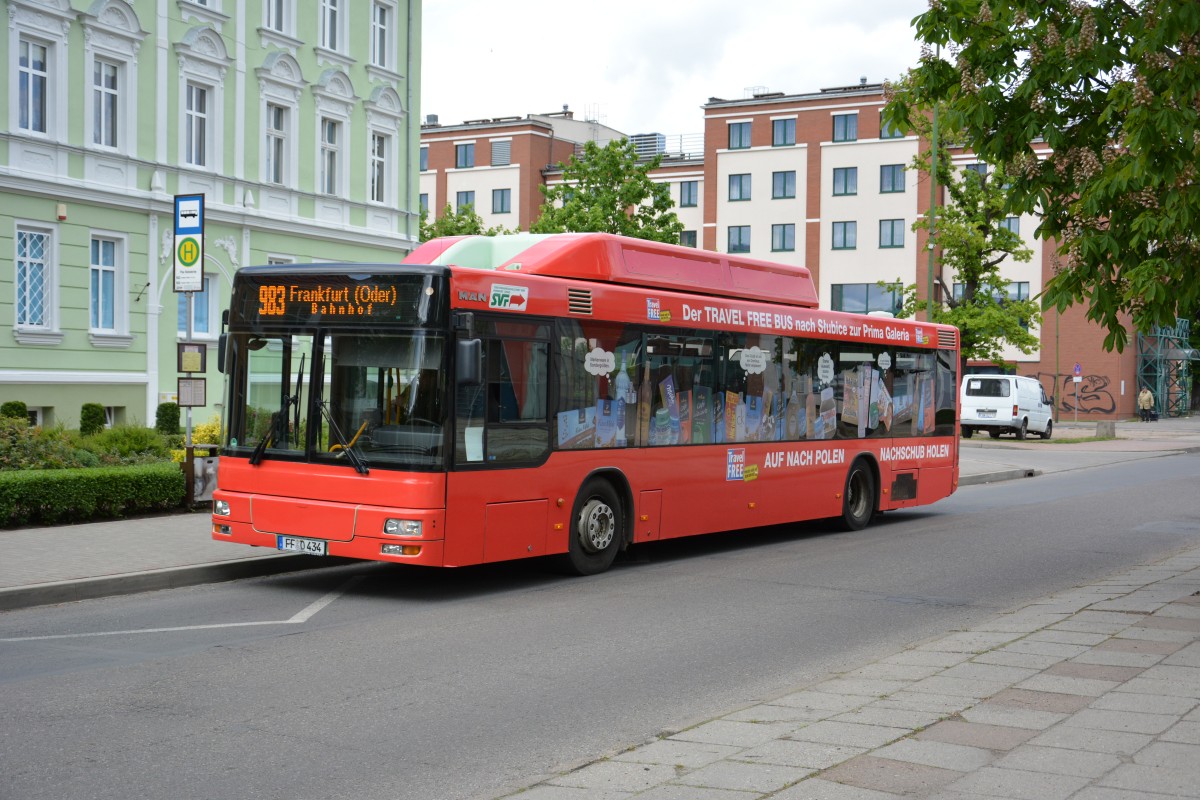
xmin=580 ymin=500 xmax=615 ymax=553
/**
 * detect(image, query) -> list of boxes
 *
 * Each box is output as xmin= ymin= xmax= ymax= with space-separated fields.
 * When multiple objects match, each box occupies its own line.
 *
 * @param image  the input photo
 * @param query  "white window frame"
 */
xmin=257 ymin=53 xmax=305 ymax=189
xmin=319 ymin=117 xmax=343 ymax=196
xmin=13 ymin=221 xmax=62 ymax=345
xmin=264 ymin=102 xmax=288 ymax=185
xmin=320 ymin=0 xmax=344 ymax=52
xmin=175 ymin=27 xmax=230 ymax=172
xmin=92 ymin=59 xmax=120 ymax=148
xmin=178 ymin=273 xmax=219 ymax=341
xmin=81 ymin=1 xmax=146 ymax=156
xmin=370 ymin=1 xmax=395 ymax=70
xmin=312 ymin=70 xmax=355 ymax=197
xmin=364 ymin=86 xmax=403 ymax=206
xmin=369 ymin=130 xmax=391 ymax=204
xmin=10 ymin=1 xmax=72 ymax=141
xmin=88 ymin=230 xmax=133 ymax=347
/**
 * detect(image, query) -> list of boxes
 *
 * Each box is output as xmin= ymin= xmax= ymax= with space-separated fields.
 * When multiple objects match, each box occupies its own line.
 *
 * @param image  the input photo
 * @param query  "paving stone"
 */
xmin=787 ymin=720 xmax=909 ymax=749
xmin=871 ymin=738 xmax=994 ymax=771
xmin=830 ymin=705 xmax=946 ymax=731
xmin=960 ymin=703 xmax=1067 ymax=731
xmin=1093 ymin=637 xmax=1184 ymax=655
xmin=882 ymin=650 xmax=972 ymax=668
xmin=1116 ymin=625 xmax=1196 ymax=643
xmin=673 ymin=759 xmax=812 ymax=793
xmin=723 ymin=703 xmax=829 ymax=725
xmin=972 ymin=650 xmax=1066 ymax=670
xmin=845 ymin=662 xmax=943 ymax=682
xmin=1118 ymin=677 xmax=1200 ymax=699
xmin=547 ymin=760 xmax=678 ymax=793
xmin=772 ymin=690 xmax=875 ymax=714
xmin=907 ymin=675 xmax=1012 ymax=699
xmin=938 ymin=662 xmax=1040 ymax=684
xmin=1026 ymin=630 xmax=1112 ymax=646
xmin=918 ymin=631 xmax=1019 ymax=653
xmin=811 ymin=678 xmax=913 ymax=697
xmin=735 ymin=739 xmax=867 ymax=769
xmin=1099 ymin=764 xmax=1200 ymax=795
xmin=1160 ymin=720 xmax=1200 ymax=744
xmin=1131 ymin=740 xmax=1200 ymax=774
xmin=871 ymin=692 xmax=975 ymax=715
xmin=633 ymin=786 xmax=759 ymax=800
xmin=1048 ymin=620 xmax=1130 ymax=636
xmin=1164 ymin=642 xmax=1200 ymax=667
xmin=1061 ymin=708 xmax=1179 ymax=735
xmin=1070 ymin=788 xmax=1186 ymax=800
xmin=1090 ymin=600 xmax=1169 ymax=614
xmin=771 ymin=777 xmax=903 ymax=799
xmin=985 ymin=688 xmax=1094 ymax=714
xmin=1000 ymin=640 xmax=1090 ymax=659
xmin=670 ymin=720 xmax=796 ymax=748
xmin=1088 ymin=691 xmax=1198 ymax=716
xmin=916 ymin=720 xmax=1039 ymax=751
xmin=1137 ymin=615 xmax=1200 ymax=632
xmin=613 ymin=739 xmax=740 ymax=769
xmin=946 ymin=765 xmax=1090 ymax=800
xmin=1141 ymin=663 xmax=1200 ymax=684
xmin=1027 ymin=725 xmax=1152 ymax=756
xmin=1069 ymin=649 xmax=1165 ymax=668
xmin=1043 ymin=661 xmax=1144 ymax=682
xmin=1071 ymin=610 xmax=1151 ymax=626
xmin=503 ymin=785 xmax=634 ymax=800
xmin=1014 ymin=674 xmax=1121 ymax=697
xmin=819 ymin=754 xmax=963 ymax=796
xmin=1157 ymin=603 xmax=1200 ymax=619
xmin=993 ymin=744 xmax=1121 ymax=778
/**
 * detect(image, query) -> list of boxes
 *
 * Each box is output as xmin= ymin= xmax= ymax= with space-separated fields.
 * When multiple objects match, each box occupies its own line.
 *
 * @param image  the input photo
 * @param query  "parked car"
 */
xmin=960 ymin=374 xmax=1054 ymax=440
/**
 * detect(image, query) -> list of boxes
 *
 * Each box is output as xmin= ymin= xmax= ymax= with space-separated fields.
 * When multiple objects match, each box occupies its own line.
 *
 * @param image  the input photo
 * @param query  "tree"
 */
xmin=891 ymin=121 xmax=1042 ymax=376
xmin=531 ymin=138 xmax=685 ymax=243
xmin=886 ymin=0 xmax=1200 ymax=351
xmin=419 ymin=203 xmax=514 ymax=242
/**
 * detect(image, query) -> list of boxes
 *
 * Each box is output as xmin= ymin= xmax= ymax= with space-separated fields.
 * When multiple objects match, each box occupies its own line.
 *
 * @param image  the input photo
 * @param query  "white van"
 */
xmin=960 ymin=375 xmax=1054 ymax=440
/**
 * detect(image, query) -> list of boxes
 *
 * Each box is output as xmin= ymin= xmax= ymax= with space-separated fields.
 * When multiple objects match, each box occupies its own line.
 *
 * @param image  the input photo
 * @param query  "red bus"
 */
xmin=212 ymin=233 xmax=959 ymax=574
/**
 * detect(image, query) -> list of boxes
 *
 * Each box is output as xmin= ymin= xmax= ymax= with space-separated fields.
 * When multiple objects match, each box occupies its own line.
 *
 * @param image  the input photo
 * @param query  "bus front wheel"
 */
xmin=839 ymin=460 xmax=876 ymax=532
xmin=564 ymin=480 xmax=623 ymax=575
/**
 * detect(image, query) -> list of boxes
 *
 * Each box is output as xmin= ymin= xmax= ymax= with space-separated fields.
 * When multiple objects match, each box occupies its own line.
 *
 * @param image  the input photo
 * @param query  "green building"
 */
xmin=1 ymin=0 xmax=422 ymax=428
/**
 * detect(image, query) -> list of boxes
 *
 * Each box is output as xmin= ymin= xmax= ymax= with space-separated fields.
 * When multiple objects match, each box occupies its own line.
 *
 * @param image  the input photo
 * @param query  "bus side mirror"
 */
xmin=217 ymin=333 xmax=229 ymax=374
xmin=456 ymin=338 xmax=482 ymax=387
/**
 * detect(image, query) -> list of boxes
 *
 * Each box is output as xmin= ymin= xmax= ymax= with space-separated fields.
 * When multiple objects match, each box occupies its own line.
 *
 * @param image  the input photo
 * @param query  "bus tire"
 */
xmin=563 ymin=480 xmax=622 ymax=576
xmin=839 ymin=459 xmax=876 ymax=532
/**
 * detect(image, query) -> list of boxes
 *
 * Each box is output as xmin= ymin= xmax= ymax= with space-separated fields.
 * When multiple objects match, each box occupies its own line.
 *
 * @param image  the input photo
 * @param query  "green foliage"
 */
xmin=191 ymin=415 xmax=222 ymax=445
xmin=886 ymin=112 xmax=1042 ymax=373
xmin=0 ymin=417 xmax=97 ymax=470
xmin=82 ymin=425 xmax=170 ymax=463
xmin=531 ymin=138 xmax=685 ymax=244
xmin=1 ymin=401 xmax=28 ymax=419
xmin=887 ymin=0 xmax=1200 ymax=351
xmin=155 ymin=402 xmax=181 ymax=435
xmin=80 ymin=403 xmax=106 ymax=436
xmin=0 ymin=463 xmax=185 ymax=527
xmin=419 ymin=203 xmax=515 ymax=242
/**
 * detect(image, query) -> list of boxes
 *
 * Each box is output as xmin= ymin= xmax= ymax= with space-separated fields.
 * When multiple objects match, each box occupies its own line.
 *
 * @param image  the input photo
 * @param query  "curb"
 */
xmin=958 ymin=468 xmax=1040 ymax=486
xmin=0 ymin=554 xmax=336 ymax=612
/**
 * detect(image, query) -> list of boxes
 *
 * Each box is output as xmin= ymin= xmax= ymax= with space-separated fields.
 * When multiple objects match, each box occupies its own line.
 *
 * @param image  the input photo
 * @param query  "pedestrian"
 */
xmin=1138 ymin=386 xmax=1155 ymax=422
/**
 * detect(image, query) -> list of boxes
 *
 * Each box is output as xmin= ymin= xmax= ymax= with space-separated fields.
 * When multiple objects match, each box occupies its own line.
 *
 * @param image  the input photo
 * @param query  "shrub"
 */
xmin=192 ymin=415 xmax=222 ymax=445
xmin=1 ymin=401 xmax=28 ymax=420
xmin=0 ymin=418 xmax=96 ymax=470
xmin=155 ymin=402 xmax=181 ymax=435
xmin=80 ymin=403 xmax=106 ymax=437
xmin=83 ymin=425 xmax=170 ymax=462
xmin=0 ymin=463 xmax=186 ymax=527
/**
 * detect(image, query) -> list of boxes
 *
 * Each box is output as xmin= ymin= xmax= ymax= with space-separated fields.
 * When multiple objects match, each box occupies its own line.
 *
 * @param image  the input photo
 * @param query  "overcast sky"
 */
xmin=420 ymin=0 xmax=929 ymax=136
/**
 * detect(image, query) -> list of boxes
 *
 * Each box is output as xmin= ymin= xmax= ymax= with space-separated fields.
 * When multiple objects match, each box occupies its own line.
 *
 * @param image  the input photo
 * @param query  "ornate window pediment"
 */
xmin=81 ymin=0 xmax=147 ymax=59
xmin=312 ymin=69 xmax=355 ymax=118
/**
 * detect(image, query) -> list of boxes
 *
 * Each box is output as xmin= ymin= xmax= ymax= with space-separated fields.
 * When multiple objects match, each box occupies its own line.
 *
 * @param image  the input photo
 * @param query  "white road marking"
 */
xmin=0 ymin=576 xmax=363 ymax=643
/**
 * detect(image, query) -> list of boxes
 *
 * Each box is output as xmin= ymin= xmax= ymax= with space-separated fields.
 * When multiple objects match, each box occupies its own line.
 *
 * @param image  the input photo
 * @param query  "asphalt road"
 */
xmin=2 ymin=453 xmax=1199 ymax=800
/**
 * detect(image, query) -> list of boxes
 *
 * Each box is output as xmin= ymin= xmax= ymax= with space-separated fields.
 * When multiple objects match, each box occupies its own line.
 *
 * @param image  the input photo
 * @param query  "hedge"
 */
xmin=0 ymin=462 xmax=186 ymax=528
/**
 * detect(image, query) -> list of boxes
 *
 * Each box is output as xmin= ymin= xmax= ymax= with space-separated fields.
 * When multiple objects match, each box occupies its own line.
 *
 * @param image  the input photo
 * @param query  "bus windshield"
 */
xmin=225 ymin=331 xmax=447 ymax=470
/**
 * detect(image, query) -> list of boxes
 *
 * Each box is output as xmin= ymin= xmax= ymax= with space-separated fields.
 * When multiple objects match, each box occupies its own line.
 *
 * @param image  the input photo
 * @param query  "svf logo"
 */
xmin=489 ymin=284 xmax=528 ymax=311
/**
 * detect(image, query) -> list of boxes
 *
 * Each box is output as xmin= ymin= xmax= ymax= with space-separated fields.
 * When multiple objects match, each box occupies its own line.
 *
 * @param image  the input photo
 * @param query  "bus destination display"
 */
xmin=232 ymin=273 xmax=443 ymax=328
xmin=256 ymin=282 xmax=399 ymax=319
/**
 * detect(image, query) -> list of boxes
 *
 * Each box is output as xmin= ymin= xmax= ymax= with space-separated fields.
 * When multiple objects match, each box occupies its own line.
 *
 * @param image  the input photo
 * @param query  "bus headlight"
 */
xmin=383 ymin=519 xmax=422 ymax=537
xmin=214 ymin=500 xmax=231 ymax=516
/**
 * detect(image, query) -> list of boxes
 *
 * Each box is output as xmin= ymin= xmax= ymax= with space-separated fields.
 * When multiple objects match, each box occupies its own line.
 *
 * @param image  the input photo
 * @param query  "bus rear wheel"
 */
xmin=839 ymin=460 xmax=876 ymax=532
xmin=563 ymin=480 xmax=623 ymax=576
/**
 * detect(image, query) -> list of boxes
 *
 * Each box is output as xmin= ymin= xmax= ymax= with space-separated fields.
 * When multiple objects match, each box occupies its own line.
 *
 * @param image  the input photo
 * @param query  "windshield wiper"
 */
xmin=248 ymin=411 xmax=278 ymax=466
xmin=320 ymin=401 xmax=369 ymax=474
xmin=250 ymin=352 xmax=305 ymax=466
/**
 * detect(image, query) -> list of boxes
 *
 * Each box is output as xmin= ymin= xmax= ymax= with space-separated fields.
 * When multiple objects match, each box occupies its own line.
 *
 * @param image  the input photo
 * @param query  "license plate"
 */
xmin=978 ymin=410 xmax=995 ymax=418
xmin=276 ymin=535 xmax=327 ymax=556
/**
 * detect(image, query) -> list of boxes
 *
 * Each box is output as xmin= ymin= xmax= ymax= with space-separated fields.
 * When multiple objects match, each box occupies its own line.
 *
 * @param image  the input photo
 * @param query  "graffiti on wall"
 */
xmin=1033 ymin=372 xmax=1117 ymax=414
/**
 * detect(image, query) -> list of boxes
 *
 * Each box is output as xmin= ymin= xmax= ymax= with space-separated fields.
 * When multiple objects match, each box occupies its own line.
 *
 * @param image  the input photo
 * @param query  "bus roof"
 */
xmin=404 ymin=233 xmax=820 ymax=309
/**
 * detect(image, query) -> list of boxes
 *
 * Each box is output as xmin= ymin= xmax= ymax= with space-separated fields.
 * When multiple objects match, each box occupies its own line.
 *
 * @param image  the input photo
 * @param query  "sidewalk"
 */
xmin=505 ymin=546 xmax=1200 ymax=800
xmin=2 ymin=416 xmax=1198 ymax=613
